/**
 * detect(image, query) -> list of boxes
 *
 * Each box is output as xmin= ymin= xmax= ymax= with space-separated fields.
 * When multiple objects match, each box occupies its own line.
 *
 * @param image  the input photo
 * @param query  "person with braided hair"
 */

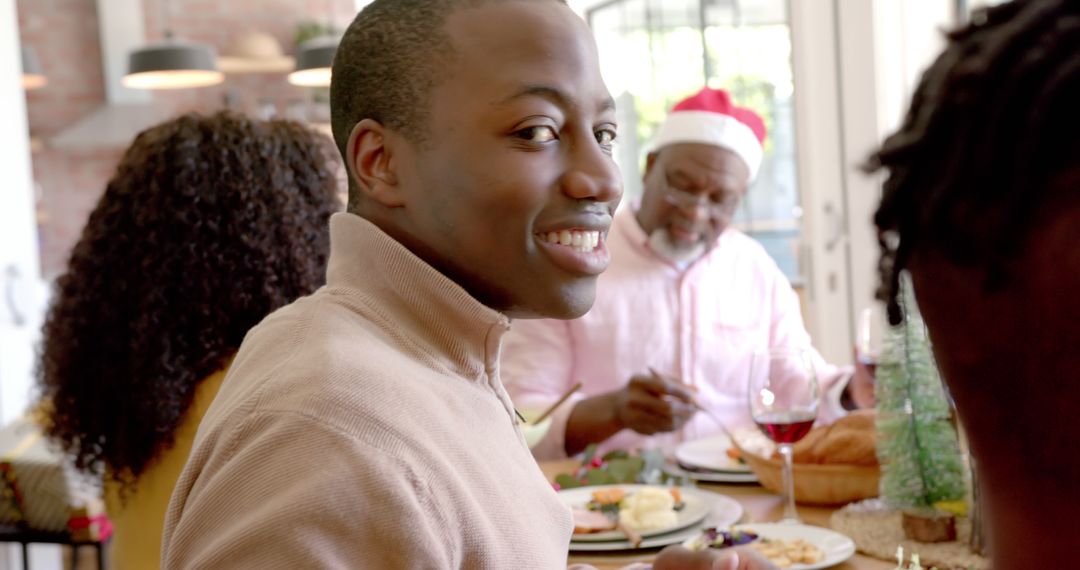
xmin=869 ymin=1 xmax=1080 ymax=567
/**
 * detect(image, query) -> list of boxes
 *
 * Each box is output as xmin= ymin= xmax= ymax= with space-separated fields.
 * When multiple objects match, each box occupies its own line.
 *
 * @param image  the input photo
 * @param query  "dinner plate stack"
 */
xmin=561 ymin=484 xmax=743 ymax=552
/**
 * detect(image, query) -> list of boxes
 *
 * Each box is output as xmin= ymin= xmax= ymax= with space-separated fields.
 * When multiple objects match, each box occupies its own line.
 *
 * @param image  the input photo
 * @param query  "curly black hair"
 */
xmin=868 ymin=0 xmax=1080 ymax=325
xmin=38 ymin=111 xmax=341 ymax=487
xmin=329 ymin=0 xmax=566 ymax=210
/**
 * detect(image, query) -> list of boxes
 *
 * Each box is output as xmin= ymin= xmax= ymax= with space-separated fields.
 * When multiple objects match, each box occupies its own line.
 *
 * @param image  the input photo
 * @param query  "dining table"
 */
xmin=539 ymin=459 xmax=893 ymax=570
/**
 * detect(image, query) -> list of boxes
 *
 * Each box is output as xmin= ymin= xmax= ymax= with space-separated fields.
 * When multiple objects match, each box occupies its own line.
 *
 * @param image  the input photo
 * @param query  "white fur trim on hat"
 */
xmin=649 ymin=110 xmax=764 ymax=182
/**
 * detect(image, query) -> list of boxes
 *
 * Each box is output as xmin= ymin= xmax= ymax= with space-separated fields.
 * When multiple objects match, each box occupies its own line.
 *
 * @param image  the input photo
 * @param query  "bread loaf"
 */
xmin=781 ymin=410 xmax=878 ymax=466
xmin=831 ymin=409 xmax=875 ymax=431
xmin=817 ymin=428 xmax=878 ymax=466
xmin=791 ymin=422 xmax=831 ymax=463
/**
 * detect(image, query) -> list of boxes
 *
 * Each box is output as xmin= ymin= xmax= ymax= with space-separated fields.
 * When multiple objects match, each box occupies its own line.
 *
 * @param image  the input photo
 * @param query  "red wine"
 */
xmin=754 ymin=411 xmax=816 ymax=444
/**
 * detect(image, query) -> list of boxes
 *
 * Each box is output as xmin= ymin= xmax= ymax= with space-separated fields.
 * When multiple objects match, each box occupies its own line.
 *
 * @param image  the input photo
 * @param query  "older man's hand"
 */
xmin=612 ymin=373 xmax=696 ymax=435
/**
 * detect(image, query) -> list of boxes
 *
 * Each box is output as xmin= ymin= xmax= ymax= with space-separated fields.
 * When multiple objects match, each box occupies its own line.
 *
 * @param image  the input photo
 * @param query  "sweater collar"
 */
xmin=325 ymin=213 xmax=510 ymax=380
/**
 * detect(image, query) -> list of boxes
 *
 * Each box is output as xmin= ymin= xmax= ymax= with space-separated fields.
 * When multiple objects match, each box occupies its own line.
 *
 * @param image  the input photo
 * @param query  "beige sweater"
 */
xmin=162 ymin=213 xmax=574 ymax=569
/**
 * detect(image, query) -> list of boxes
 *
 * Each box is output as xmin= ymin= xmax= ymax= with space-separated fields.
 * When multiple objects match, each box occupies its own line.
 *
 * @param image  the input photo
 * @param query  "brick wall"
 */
xmin=19 ymin=0 xmax=355 ymax=277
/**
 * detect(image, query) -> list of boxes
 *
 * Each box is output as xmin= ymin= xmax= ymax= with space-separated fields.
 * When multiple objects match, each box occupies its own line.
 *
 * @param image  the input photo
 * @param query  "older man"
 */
xmin=504 ymin=87 xmax=870 ymax=458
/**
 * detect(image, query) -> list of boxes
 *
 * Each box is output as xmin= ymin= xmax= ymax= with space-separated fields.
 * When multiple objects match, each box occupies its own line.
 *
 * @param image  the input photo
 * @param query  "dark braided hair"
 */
xmin=39 ymin=112 xmax=341 ymax=489
xmin=868 ymin=0 xmax=1080 ymax=325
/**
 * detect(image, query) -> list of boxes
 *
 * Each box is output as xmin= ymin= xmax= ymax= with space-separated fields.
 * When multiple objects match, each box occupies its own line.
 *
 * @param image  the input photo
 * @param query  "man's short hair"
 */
xmin=330 ymin=0 xmax=567 ymax=210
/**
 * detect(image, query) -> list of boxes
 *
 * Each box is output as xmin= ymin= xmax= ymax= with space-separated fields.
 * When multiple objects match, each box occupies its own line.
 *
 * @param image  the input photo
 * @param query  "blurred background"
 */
xmin=0 ymin=1 xmax=1004 ymax=566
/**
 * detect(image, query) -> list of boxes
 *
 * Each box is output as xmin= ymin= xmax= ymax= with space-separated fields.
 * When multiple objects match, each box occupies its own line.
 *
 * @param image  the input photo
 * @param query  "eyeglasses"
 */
xmin=661 ymin=178 xmax=741 ymax=217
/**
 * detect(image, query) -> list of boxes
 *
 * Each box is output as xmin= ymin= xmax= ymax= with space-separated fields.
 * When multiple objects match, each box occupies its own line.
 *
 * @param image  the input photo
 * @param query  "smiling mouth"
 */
xmin=537 ymin=229 xmax=602 ymax=253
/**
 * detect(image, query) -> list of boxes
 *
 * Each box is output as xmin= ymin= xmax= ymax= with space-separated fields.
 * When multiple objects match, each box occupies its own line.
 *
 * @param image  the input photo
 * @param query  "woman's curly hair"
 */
xmin=38 ymin=111 xmax=341 ymax=487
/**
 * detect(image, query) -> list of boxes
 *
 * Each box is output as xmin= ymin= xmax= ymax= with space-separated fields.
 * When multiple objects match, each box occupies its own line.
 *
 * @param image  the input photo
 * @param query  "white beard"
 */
xmin=647 ymin=228 xmax=706 ymax=266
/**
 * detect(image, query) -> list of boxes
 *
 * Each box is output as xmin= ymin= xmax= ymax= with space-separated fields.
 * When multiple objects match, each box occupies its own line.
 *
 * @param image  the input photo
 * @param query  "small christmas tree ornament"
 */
xmin=875 ymin=274 xmax=966 ymax=543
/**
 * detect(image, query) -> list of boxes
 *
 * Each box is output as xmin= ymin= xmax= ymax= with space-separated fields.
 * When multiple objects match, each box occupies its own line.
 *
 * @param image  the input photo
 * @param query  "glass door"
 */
xmin=580 ymin=0 xmax=971 ymax=362
xmin=589 ymin=0 xmax=803 ymax=282
xmin=1 ymin=0 xmax=46 ymax=426
xmin=588 ymin=0 xmax=856 ymax=361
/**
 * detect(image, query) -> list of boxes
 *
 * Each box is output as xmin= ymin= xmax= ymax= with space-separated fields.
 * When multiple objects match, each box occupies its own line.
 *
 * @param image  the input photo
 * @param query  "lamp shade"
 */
xmin=21 ymin=45 xmax=47 ymax=90
xmin=218 ymin=31 xmax=295 ymax=74
xmin=287 ymin=36 xmax=339 ymax=87
xmin=123 ymin=41 xmax=224 ymax=89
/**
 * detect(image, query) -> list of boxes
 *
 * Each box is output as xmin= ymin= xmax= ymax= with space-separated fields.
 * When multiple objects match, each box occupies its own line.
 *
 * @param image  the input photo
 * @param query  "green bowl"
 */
xmin=518 ymin=409 xmax=553 ymax=449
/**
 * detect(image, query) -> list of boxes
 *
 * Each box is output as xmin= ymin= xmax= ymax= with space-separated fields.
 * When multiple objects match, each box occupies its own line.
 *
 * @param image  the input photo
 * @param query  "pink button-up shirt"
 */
xmin=502 ymin=206 xmax=849 ymax=460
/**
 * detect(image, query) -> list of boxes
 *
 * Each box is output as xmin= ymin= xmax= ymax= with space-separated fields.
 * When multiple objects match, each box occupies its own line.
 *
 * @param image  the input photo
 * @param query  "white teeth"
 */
xmin=540 ymin=230 xmax=602 ymax=253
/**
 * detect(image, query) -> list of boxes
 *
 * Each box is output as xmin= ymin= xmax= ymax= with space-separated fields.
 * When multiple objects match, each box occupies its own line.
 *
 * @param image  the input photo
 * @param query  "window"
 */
xmin=589 ymin=0 xmax=802 ymax=281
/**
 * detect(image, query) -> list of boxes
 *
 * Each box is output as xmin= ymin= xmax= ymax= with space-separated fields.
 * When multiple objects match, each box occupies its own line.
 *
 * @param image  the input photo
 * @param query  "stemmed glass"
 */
xmin=856 ymin=306 xmax=886 ymax=378
xmin=748 ymin=347 xmax=820 ymax=524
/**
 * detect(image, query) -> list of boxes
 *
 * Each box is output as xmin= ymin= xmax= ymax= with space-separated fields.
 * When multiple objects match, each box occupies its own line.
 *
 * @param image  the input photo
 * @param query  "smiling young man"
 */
xmin=503 ymin=88 xmax=871 ymax=459
xmin=159 ymin=0 xmax=625 ymax=567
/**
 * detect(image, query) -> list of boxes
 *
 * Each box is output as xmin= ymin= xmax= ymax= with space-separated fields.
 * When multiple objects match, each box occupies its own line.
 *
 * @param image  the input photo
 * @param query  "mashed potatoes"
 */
xmin=618 ymin=487 xmax=678 ymax=531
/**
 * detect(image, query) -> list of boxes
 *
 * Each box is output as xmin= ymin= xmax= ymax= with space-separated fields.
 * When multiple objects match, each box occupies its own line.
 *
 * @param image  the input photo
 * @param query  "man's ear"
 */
xmin=346 ymin=118 xmax=405 ymax=208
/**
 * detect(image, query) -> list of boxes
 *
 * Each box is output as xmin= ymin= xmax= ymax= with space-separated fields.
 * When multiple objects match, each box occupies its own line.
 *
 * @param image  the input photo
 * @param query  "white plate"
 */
xmin=683 ymin=523 xmax=856 ymax=569
xmin=564 ymin=484 xmax=709 ymax=542
xmin=675 ymin=434 xmax=753 ymax=473
xmin=674 ymin=464 xmax=759 ymax=484
xmin=566 ymin=487 xmax=743 ymax=552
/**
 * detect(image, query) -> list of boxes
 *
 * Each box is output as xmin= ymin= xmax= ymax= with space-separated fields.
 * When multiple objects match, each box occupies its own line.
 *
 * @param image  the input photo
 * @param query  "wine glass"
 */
xmin=748 ymin=347 xmax=820 ymax=524
xmin=856 ymin=306 xmax=886 ymax=378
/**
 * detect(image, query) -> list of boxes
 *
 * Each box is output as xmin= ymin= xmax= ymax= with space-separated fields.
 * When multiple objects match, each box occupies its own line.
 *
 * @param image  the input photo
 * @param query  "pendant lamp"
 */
xmin=123 ymin=34 xmax=223 ymax=89
xmin=287 ymin=35 xmax=339 ymax=88
xmin=122 ymin=0 xmax=223 ymax=90
xmin=21 ymin=45 xmax=47 ymax=90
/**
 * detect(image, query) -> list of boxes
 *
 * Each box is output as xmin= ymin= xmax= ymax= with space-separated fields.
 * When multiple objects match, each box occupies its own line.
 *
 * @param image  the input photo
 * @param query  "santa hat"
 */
xmin=649 ymin=87 xmax=767 ymax=181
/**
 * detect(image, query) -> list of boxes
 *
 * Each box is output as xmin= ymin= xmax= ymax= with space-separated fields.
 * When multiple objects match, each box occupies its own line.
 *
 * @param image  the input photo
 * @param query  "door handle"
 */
xmin=4 ymin=264 xmax=26 ymax=327
xmin=823 ymin=202 xmax=847 ymax=252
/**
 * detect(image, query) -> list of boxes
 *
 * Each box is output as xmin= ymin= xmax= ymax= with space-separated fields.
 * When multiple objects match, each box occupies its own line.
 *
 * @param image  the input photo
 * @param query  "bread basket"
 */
xmin=734 ymin=442 xmax=881 ymax=506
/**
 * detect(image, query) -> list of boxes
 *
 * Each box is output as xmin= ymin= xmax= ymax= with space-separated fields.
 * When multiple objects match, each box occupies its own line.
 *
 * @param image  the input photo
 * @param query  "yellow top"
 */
xmin=103 ymin=365 xmax=228 ymax=570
